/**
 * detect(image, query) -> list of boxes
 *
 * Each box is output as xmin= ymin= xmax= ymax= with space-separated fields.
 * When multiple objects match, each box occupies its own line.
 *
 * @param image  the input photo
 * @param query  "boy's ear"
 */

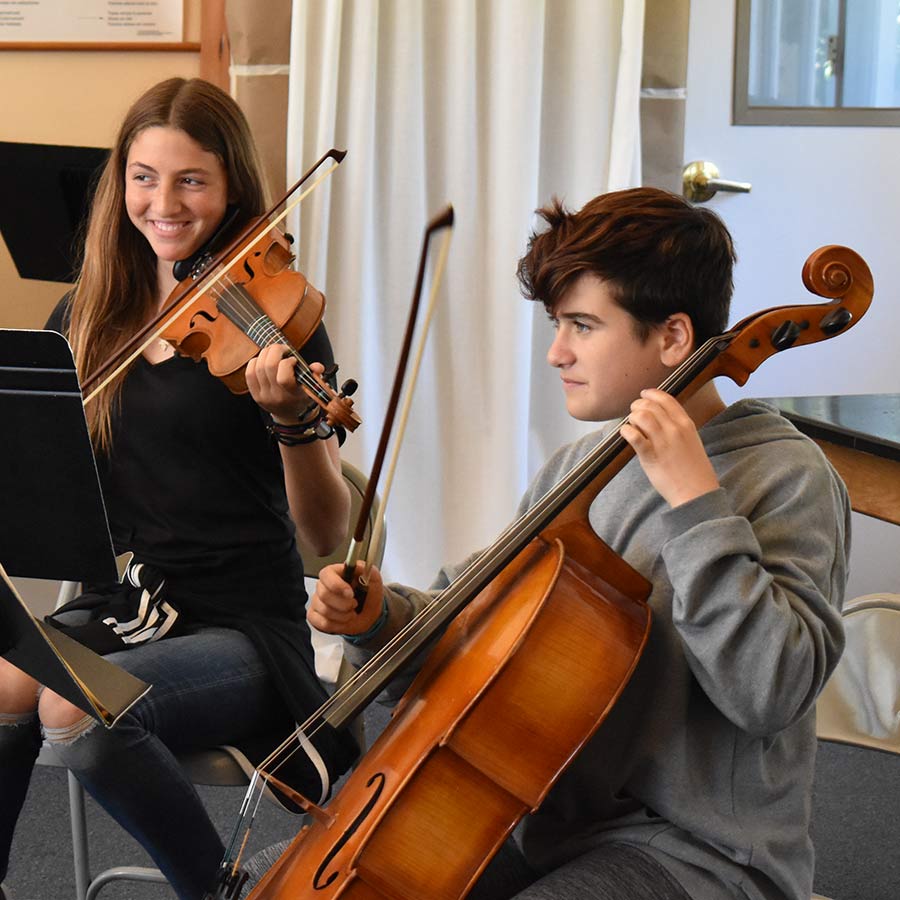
xmin=659 ymin=313 xmax=695 ymax=367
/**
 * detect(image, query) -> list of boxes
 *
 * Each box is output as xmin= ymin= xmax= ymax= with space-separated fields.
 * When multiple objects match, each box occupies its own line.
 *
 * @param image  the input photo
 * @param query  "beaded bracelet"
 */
xmin=267 ymin=402 xmax=334 ymax=445
xmin=266 ymin=419 xmax=321 ymax=446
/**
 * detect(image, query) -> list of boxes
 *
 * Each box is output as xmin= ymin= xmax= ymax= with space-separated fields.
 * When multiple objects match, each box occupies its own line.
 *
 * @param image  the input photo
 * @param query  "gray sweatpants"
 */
xmin=469 ymin=840 xmax=692 ymax=900
xmin=245 ymin=839 xmax=691 ymax=899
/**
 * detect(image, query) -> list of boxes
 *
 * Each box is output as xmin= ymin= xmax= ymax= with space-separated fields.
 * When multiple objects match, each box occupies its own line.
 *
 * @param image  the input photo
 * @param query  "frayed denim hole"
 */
xmin=0 ymin=710 xmax=38 ymax=727
xmin=42 ymin=714 xmax=98 ymax=746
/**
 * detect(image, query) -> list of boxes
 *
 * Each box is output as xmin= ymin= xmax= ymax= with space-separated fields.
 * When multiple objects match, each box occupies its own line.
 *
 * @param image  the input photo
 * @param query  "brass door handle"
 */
xmin=682 ymin=161 xmax=751 ymax=203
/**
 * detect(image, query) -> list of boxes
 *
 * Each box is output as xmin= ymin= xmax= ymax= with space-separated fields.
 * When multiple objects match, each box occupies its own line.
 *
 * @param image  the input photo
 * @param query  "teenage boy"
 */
xmin=309 ymin=188 xmax=850 ymax=900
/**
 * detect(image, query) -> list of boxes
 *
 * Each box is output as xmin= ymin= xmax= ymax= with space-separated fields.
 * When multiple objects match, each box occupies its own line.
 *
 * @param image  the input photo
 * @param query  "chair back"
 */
xmin=296 ymin=460 xmax=386 ymax=577
xmin=816 ymin=593 xmax=900 ymax=753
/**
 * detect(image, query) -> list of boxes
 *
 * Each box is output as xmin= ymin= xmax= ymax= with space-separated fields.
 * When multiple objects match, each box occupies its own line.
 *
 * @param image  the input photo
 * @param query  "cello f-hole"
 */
xmin=312 ymin=772 xmax=387 ymax=890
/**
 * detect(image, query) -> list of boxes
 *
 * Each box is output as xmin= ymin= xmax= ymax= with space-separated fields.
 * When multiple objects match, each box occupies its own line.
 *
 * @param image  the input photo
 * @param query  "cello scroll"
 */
xmin=710 ymin=244 xmax=873 ymax=388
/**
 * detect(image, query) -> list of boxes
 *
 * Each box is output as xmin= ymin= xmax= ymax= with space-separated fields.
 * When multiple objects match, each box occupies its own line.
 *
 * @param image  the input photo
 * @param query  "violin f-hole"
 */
xmin=189 ymin=309 xmax=219 ymax=329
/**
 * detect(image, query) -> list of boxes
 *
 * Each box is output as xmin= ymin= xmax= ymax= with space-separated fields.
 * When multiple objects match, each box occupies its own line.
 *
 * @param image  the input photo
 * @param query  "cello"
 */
xmin=235 ymin=244 xmax=872 ymax=899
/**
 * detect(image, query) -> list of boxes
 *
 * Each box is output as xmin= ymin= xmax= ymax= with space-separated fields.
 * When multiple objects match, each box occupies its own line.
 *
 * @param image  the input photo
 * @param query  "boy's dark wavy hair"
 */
xmin=517 ymin=187 xmax=736 ymax=346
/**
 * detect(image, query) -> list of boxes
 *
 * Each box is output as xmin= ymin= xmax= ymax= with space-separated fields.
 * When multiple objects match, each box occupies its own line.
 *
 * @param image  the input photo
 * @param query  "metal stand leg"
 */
xmin=67 ymin=772 xmax=89 ymax=900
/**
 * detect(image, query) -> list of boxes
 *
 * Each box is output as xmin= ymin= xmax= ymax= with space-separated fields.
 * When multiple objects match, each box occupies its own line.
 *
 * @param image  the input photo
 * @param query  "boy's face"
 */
xmin=547 ymin=274 xmax=676 ymax=422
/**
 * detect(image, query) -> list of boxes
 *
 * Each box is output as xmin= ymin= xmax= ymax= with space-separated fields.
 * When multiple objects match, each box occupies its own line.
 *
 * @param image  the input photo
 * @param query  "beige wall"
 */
xmin=0 ymin=1 xmax=203 ymax=330
xmin=228 ymin=0 xmax=292 ymax=200
xmin=642 ymin=0 xmax=690 ymax=193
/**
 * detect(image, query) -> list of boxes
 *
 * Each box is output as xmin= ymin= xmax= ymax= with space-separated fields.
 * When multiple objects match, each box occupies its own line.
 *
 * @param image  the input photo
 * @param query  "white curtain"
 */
xmin=287 ymin=0 xmax=644 ymax=588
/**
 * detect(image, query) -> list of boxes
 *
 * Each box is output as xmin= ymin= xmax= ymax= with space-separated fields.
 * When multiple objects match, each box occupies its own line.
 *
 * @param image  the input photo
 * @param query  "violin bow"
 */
xmin=341 ymin=204 xmax=455 ymax=597
xmin=202 ymin=207 xmax=455 ymax=900
xmin=81 ymin=148 xmax=347 ymax=404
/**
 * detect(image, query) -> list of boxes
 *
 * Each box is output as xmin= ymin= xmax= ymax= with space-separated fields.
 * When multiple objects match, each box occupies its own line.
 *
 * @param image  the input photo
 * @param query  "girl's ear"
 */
xmin=659 ymin=313 xmax=695 ymax=367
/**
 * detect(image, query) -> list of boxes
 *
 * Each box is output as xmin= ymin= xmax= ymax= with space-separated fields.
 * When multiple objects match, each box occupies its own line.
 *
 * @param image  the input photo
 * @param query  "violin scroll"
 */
xmin=305 ymin=372 xmax=361 ymax=434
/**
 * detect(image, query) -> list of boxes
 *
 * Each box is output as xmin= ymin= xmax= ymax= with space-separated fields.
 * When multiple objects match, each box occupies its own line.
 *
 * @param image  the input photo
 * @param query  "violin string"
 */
xmin=83 ymin=160 xmax=343 ymax=406
xmin=233 ymin=335 xmax=730 ymax=829
xmin=209 ymin=275 xmax=331 ymax=403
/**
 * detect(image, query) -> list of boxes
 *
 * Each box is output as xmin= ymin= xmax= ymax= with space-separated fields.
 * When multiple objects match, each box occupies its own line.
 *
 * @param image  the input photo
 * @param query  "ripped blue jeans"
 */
xmin=0 ymin=627 xmax=289 ymax=900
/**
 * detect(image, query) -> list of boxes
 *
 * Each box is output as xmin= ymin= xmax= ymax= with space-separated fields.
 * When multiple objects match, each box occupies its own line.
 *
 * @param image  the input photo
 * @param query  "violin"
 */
xmin=81 ymin=150 xmax=360 ymax=436
xmin=214 ymin=244 xmax=873 ymax=900
xmin=158 ymin=216 xmax=361 ymax=434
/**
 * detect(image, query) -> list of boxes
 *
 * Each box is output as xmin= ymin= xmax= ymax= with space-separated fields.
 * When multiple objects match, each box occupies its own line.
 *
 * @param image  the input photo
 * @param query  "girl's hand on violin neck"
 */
xmin=308 ymin=562 xmax=385 ymax=637
xmin=620 ymin=388 xmax=720 ymax=509
xmin=246 ymin=343 xmax=315 ymax=423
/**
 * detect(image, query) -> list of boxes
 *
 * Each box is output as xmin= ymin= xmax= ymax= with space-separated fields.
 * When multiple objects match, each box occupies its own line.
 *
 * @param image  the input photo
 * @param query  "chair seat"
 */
xmin=38 ymin=741 xmax=248 ymax=785
xmin=176 ymin=746 xmax=251 ymax=786
xmin=30 ymin=460 xmax=384 ymax=899
xmin=34 ymin=743 xmax=250 ymax=900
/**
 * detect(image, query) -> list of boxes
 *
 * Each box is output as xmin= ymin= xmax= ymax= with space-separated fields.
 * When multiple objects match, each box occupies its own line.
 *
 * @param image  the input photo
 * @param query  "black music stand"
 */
xmin=0 ymin=141 xmax=109 ymax=283
xmin=0 ymin=328 xmax=149 ymax=726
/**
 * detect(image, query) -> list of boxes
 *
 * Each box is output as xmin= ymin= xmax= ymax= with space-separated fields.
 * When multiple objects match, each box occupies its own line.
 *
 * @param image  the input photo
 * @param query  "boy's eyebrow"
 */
xmin=554 ymin=311 xmax=603 ymax=323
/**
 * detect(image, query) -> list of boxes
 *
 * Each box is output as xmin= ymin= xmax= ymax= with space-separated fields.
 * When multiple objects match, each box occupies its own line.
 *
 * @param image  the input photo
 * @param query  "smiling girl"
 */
xmin=0 ymin=78 xmax=358 ymax=900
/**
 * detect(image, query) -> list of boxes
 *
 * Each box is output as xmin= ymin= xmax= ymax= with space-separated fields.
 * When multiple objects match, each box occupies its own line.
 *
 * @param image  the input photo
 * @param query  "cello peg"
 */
xmin=771 ymin=320 xmax=802 ymax=351
xmin=819 ymin=307 xmax=853 ymax=336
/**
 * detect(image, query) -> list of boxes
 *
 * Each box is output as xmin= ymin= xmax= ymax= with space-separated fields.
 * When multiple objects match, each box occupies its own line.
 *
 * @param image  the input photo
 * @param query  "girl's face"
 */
xmin=124 ymin=126 xmax=230 ymax=267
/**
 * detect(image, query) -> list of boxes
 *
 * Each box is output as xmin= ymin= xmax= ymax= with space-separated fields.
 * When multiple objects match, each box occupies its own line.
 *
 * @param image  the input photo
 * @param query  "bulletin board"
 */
xmin=0 ymin=0 xmax=194 ymax=50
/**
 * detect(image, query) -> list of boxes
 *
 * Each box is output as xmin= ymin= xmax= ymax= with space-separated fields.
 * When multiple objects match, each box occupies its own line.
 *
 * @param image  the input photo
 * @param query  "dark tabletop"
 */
xmin=763 ymin=394 xmax=900 ymax=462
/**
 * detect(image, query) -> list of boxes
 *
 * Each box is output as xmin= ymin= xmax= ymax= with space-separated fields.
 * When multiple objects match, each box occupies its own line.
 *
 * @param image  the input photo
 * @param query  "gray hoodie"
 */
xmin=347 ymin=399 xmax=851 ymax=900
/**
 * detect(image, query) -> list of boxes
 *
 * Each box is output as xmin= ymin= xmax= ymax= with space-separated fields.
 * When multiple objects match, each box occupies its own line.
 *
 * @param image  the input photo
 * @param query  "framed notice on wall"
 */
xmin=0 ymin=0 xmax=187 ymax=48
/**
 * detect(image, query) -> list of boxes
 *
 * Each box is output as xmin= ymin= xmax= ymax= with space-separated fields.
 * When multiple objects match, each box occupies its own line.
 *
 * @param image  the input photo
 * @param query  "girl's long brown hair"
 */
xmin=69 ymin=78 xmax=269 ymax=450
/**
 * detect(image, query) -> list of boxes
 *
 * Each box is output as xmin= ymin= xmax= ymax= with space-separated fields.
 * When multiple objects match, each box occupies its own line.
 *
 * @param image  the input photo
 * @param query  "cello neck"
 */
xmin=324 ymin=335 xmax=727 ymax=728
xmin=326 ymin=241 xmax=875 ymax=726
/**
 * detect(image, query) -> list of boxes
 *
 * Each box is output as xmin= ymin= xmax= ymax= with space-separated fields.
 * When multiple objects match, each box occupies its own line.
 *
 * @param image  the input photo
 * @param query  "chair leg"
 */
xmin=67 ymin=772 xmax=89 ymax=900
xmin=66 ymin=771 xmax=168 ymax=900
xmin=85 ymin=867 xmax=167 ymax=900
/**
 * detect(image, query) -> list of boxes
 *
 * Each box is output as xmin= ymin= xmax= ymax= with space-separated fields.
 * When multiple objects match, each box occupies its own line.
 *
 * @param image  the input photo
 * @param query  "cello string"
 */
xmin=312 ymin=336 xmax=730 ymax=714
xmin=218 ymin=336 xmax=730 ymax=867
xmin=246 ymin=335 xmax=728 ymax=784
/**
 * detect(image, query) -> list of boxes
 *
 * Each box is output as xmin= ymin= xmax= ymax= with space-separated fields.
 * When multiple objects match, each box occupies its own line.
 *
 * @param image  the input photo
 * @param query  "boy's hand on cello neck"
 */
xmin=620 ymin=389 xmax=721 ymax=509
xmin=309 ymin=562 xmax=385 ymax=637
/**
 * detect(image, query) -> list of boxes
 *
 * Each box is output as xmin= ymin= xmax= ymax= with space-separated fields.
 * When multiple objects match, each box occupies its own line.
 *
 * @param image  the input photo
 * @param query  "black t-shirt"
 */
xmin=47 ymin=299 xmax=337 ymax=609
xmin=45 ymin=299 xmax=359 ymax=783
xmin=46 ymin=300 xmax=338 ymax=699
